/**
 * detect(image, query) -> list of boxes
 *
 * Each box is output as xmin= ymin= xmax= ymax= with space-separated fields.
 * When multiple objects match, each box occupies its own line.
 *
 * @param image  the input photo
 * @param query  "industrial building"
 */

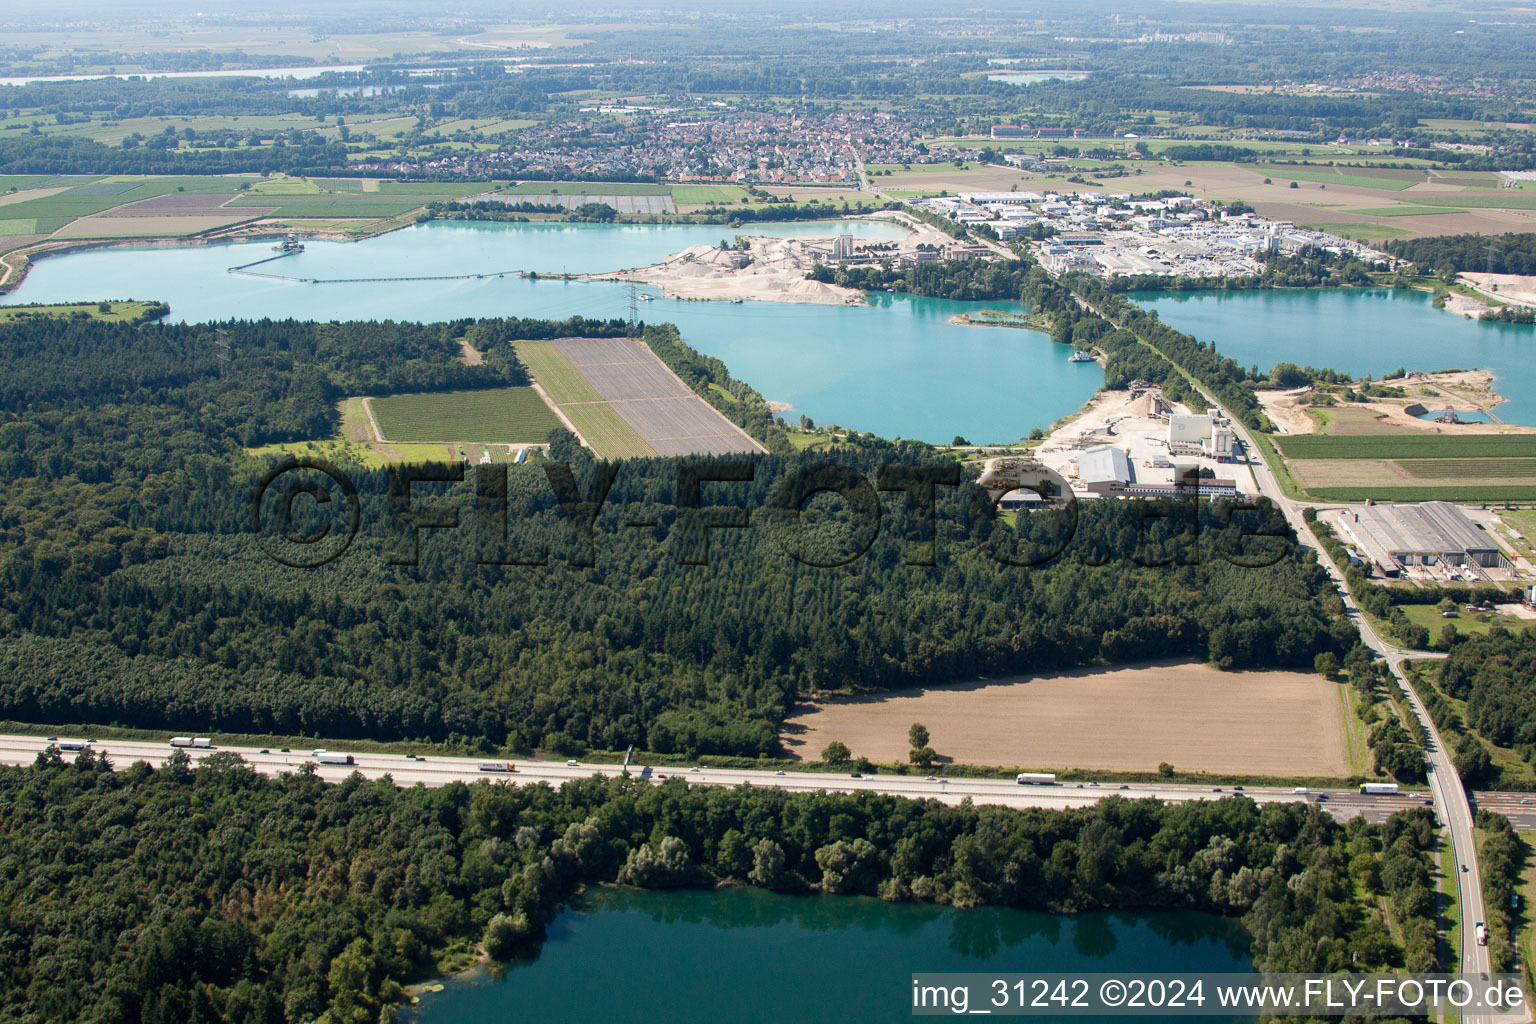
xmin=1077 ymin=445 xmax=1134 ymax=495
xmin=1074 ymin=445 xmax=1238 ymax=499
xmin=1167 ymin=410 xmax=1235 ymax=461
xmin=1338 ymin=502 xmax=1510 ymax=577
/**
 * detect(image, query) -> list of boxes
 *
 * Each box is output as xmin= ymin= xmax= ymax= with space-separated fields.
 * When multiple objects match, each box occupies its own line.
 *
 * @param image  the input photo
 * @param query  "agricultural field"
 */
xmin=513 ymin=337 xmax=763 ymax=459
xmin=368 ymin=387 xmax=561 ymax=444
xmin=671 ymin=184 xmax=754 ymax=206
xmin=550 ymin=337 xmax=765 ymax=457
xmin=782 ymin=660 xmax=1351 ymax=777
xmin=1277 ymin=435 xmax=1536 ymax=460
xmin=511 ymin=341 xmax=607 ymax=405
xmin=500 ymin=182 xmax=672 ymax=196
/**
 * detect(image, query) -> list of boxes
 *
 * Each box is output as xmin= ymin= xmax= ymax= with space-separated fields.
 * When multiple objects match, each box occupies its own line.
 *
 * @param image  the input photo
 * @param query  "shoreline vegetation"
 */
xmin=1 ymin=750 xmax=1445 ymax=1022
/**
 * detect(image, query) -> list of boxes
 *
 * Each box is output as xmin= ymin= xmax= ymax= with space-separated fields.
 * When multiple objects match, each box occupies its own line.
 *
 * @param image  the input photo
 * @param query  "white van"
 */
xmin=1292 ymin=787 xmax=1309 ymax=795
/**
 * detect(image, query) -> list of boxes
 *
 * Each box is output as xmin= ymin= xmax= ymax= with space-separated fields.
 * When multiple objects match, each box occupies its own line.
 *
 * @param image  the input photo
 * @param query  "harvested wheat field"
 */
xmin=782 ymin=660 xmax=1348 ymax=776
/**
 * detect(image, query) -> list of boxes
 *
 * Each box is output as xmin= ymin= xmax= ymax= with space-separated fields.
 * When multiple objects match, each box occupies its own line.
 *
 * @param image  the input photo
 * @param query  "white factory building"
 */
xmin=1167 ymin=410 xmax=1235 ymax=460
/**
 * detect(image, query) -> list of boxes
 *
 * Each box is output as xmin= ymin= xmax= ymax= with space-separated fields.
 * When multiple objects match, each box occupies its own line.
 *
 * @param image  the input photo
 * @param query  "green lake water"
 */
xmin=407 ymin=887 xmax=1255 ymax=1024
xmin=1138 ymin=288 xmax=1536 ymax=426
xmin=2 ymin=220 xmax=1102 ymax=444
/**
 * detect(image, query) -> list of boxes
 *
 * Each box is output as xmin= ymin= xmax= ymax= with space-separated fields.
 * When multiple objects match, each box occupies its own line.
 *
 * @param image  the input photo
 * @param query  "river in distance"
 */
xmin=405 ymin=887 xmax=1255 ymax=1024
xmin=3 ymin=219 xmax=1101 ymax=444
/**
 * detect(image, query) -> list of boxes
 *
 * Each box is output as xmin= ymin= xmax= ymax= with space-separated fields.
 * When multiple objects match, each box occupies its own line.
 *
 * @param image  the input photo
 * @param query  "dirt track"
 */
xmin=782 ymin=660 xmax=1349 ymax=776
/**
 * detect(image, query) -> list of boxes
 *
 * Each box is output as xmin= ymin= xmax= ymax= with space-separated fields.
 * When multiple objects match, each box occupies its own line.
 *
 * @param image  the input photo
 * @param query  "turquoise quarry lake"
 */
xmin=3 ymin=220 xmax=1101 ymax=444
xmin=10 ymin=222 xmax=1533 ymax=437
xmin=1138 ymin=288 xmax=1536 ymax=426
xmin=406 ymin=887 xmax=1255 ymax=1024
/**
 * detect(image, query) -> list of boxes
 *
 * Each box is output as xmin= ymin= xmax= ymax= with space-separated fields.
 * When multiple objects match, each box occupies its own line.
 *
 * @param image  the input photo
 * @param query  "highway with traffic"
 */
xmin=0 ymin=733 xmax=1447 ymax=818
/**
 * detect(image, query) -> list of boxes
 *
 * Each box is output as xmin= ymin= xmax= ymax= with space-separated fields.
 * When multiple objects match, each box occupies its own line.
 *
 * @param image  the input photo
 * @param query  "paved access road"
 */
xmin=1068 ymin=289 xmax=1495 ymax=1009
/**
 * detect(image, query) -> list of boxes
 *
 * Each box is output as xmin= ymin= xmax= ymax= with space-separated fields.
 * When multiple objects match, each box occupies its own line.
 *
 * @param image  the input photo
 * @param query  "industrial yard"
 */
xmin=1024 ymin=385 xmax=1259 ymax=500
xmin=911 ymin=190 xmax=1391 ymax=278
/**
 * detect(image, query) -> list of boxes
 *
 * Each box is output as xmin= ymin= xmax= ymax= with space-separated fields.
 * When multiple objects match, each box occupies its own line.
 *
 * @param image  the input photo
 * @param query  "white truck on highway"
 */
xmin=1016 ymin=773 xmax=1057 ymax=785
xmin=1361 ymin=783 xmax=1399 ymax=795
xmin=169 ymin=737 xmax=212 ymax=748
xmin=1476 ymin=922 xmax=1488 ymax=946
xmin=314 ymin=752 xmax=355 ymax=766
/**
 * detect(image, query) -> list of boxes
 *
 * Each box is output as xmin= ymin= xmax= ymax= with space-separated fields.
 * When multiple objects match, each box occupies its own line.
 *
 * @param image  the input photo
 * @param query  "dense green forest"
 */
xmin=0 ymin=313 xmax=1341 ymax=757
xmin=1439 ymin=630 xmax=1536 ymax=752
xmin=1384 ymin=232 xmax=1536 ymax=276
xmin=0 ymin=750 xmax=1442 ymax=1022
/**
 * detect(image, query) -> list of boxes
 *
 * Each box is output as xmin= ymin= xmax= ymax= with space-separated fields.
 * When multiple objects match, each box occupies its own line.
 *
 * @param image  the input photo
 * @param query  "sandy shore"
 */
xmin=1462 ymin=271 xmax=1536 ymax=309
xmin=598 ymin=240 xmax=866 ymax=305
xmin=1037 ymin=385 xmax=1182 ymax=450
xmin=1441 ymin=292 xmax=1494 ymax=319
xmin=586 ymin=212 xmax=949 ymax=306
xmin=1257 ymin=370 xmax=1533 ymax=435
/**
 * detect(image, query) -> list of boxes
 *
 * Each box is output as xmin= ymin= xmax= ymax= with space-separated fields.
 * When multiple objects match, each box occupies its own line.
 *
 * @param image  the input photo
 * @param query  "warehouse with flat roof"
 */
xmin=1338 ymin=501 xmax=1508 ymax=577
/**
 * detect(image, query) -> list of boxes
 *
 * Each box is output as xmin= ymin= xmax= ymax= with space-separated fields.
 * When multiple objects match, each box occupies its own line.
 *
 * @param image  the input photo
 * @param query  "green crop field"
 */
xmin=501 ymin=182 xmax=670 ymax=196
xmin=559 ymin=403 xmax=656 ymax=459
xmin=1276 ymin=435 xmax=1536 ymax=460
xmin=375 ymin=182 xmax=495 ymax=197
xmin=1349 ymin=206 xmax=1467 ymax=217
xmin=511 ymin=342 xmax=606 ymax=404
xmin=671 ymin=185 xmax=752 ymax=205
xmin=1398 ymin=458 xmax=1536 ymax=479
xmin=1397 ymin=194 xmax=1536 ymax=210
xmin=1304 ymin=485 xmax=1536 ymax=502
xmin=1255 ymin=165 xmax=1422 ymax=191
xmin=1299 ymin=221 xmax=1409 ymax=240
xmin=369 ymin=387 xmax=561 ymax=443
xmin=511 ymin=341 xmax=656 ymax=458
xmin=226 ymin=196 xmax=426 ymax=217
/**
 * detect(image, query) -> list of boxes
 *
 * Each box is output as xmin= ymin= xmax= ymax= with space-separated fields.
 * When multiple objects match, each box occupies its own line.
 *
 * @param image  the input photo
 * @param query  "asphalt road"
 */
xmin=0 ymin=733 xmax=1434 ymax=818
xmin=1070 ymin=290 xmax=1496 ymax=1009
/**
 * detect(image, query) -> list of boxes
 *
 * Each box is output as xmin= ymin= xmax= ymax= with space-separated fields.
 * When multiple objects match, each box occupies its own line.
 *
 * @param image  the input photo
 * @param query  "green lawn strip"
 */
xmin=1442 ymin=838 xmax=1463 ymax=973
xmin=1248 ymin=432 xmax=1311 ymax=500
xmin=246 ymin=440 xmax=451 ymax=470
xmin=0 ymin=299 xmax=164 ymax=323
xmin=510 ymin=341 xmax=655 ymax=458
xmin=369 ymin=387 xmax=560 ymax=444
xmin=1339 ymin=683 xmax=1373 ymax=777
xmin=1396 ymin=194 xmax=1536 ymax=210
xmin=1516 ymin=833 xmax=1536 ymax=1008
xmin=1349 ymin=206 xmax=1469 ymax=217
